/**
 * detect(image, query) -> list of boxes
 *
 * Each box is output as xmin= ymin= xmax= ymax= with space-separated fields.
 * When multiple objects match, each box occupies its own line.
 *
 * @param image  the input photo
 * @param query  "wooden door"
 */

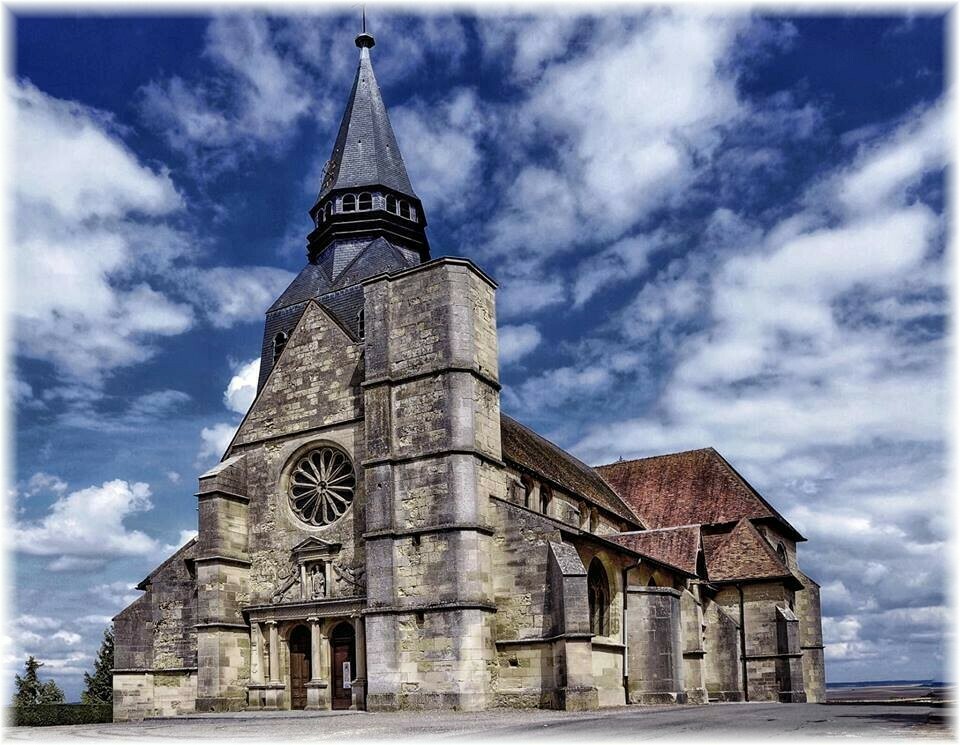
xmin=289 ymin=626 xmax=311 ymax=710
xmin=331 ymin=622 xmax=356 ymax=710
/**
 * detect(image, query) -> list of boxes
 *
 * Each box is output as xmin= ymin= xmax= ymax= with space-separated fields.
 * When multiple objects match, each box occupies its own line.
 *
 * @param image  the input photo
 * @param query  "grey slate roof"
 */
xmin=500 ymin=414 xmax=644 ymax=527
xmin=257 ymin=235 xmax=419 ymax=391
xmin=317 ymin=45 xmax=416 ymax=201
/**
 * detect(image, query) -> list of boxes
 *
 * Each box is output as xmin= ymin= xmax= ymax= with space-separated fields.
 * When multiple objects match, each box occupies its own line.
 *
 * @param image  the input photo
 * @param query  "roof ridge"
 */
xmin=615 ymin=523 xmax=702 ymax=536
xmin=709 ymin=450 xmax=804 ymax=541
xmin=594 ymin=447 xmax=717 ymax=470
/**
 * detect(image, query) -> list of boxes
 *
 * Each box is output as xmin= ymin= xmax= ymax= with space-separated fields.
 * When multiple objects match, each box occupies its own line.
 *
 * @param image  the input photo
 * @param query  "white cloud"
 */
xmin=12 ymin=81 xmax=182 ymax=222
xmin=483 ymin=12 xmax=746 ymax=263
xmin=12 ymin=79 xmax=297 ymax=424
xmin=574 ymin=231 xmax=677 ymax=307
xmin=498 ymin=324 xmax=542 ymax=365
xmin=92 ymin=581 xmax=142 ymax=609
xmin=140 ymin=15 xmax=311 ymax=162
xmin=393 ymin=89 xmax=488 ymax=216
xmin=832 ymin=100 xmax=947 ymax=217
xmin=13 ymin=480 xmax=161 ymax=570
xmin=224 ymin=358 xmax=260 ymax=414
xmin=199 ymin=423 xmax=238 ymax=462
xmin=12 ymin=80 xmax=193 ymax=387
xmin=179 ymin=266 xmax=295 ymax=328
xmin=22 ymin=472 xmax=68 ymax=499
xmin=497 ymin=276 xmax=566 ymax=319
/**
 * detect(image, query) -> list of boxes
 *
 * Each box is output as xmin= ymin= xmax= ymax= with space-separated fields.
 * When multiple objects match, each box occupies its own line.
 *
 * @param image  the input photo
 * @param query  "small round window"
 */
xmin=288 ymin=446 xmax=356 ymax=526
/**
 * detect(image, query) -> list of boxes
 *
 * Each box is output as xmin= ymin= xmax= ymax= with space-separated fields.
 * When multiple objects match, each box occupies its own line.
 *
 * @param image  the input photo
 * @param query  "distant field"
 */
xmin=826 ymin=681 xmax=952 ymax=705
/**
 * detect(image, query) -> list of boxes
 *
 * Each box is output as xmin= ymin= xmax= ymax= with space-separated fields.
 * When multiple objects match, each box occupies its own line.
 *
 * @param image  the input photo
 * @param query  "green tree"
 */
xmin=81 ymin=625 xmax=114 ymax=704
xmin=38 ymin=679 xmax=65 ymax=704
xmin=12 ymin=656 xmax=64 ymax=705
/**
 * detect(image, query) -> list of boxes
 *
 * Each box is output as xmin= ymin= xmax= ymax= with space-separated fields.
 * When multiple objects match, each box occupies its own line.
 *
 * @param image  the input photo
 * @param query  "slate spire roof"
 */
xmin=314 ymin=30 xmax=416 ymax=205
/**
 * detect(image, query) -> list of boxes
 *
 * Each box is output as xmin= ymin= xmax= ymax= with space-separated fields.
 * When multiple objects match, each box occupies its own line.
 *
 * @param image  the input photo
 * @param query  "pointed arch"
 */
xmin=588 ymin=558 xmax=611 ymax=636
xmin=777 ymin=542 xmax=788 ymax=566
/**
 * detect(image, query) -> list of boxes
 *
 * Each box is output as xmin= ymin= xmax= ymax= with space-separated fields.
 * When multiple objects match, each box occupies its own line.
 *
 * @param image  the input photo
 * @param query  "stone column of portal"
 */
xmin=246 ymin=623 xmax=265 ymax=710
xmin=362 ymin=259 xmax=502 ymax=712
xmin=305 ymin=617 xmax=328 ymax=710
xmin=263 ymin=621 xmax=283 ymax=710
xmin=352 ymin=617 xmax=367 ymax=711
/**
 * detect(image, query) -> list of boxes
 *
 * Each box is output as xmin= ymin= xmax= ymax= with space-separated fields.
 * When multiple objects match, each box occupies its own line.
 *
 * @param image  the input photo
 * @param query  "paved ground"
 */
xmin=5 ymin=703 xmax=952 ymax=743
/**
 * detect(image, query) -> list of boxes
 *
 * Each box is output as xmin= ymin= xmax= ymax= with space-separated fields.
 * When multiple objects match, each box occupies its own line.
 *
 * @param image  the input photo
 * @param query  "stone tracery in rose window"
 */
xmin=288 ymin=446 xmax=356 ymax=526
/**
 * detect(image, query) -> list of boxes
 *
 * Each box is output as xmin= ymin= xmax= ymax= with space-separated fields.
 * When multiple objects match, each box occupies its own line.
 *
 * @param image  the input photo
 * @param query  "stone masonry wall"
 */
xmin=114 ymin=539 xmax=198 ymax=722
xmin=795 ymin=569 xmax=826 ymax=703
xmin=233 ymin=302 xmax=363 ymax=447
xmin=625 ymin=586 xmax=685 ymax=704
xmin=362 ymin=259 xmax=501 ymax=712
xmin=702 ymin=601 xmax=743 ymax=701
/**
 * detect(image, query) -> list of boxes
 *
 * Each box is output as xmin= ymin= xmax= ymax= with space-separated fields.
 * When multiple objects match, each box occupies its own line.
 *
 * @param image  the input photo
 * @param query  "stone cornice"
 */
xmin=360 ymin=255 xmax=498 ymax=290
xmin=244 ymin=596 xmax=366 ymax=623
xmin=363 ymin=600 xmax=496 ymax=616
xmin=362 ymin=522 xmax=495 ymax=540
xmin=362 ymin=365 xmax=500 ymax=392
xmin=362 ymin=447 xmax=504 ymax=470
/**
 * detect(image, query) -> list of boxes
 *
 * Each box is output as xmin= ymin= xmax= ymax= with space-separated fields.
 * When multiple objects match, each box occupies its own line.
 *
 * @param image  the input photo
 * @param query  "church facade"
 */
xmin=112 ymin=29 xmax=825 ymax=720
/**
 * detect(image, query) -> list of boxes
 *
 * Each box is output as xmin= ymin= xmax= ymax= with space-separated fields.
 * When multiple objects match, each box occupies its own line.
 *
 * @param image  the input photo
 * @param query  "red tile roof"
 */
xmin=500 ymin=415 xmax=643 ymax=526
xmin=703 ymin=519 xmax=793 ymax=584
xmin=595 ymin=448 xmax=803 ymax=540
xmin=610 ymin=525 xmax=701 ymax=576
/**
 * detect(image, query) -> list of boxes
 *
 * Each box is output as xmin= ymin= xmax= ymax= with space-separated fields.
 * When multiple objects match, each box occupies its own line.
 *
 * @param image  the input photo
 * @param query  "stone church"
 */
xmin=113 ymin=28 xmax=825 ymax=720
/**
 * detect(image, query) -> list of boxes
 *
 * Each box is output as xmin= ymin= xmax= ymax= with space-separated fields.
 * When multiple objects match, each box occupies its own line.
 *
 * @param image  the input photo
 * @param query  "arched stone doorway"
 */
xmin=289 ymin=625 xmax=311 ymax=710
xmin=330 ymin=621 xmax=356 ymax=710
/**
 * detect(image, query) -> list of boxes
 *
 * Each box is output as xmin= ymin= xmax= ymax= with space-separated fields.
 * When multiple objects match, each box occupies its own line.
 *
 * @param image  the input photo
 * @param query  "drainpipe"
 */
xmin=622 ymin=559 xmax=642 ymax=703
xmin=737 ymin=583 xmax=749 ymax=702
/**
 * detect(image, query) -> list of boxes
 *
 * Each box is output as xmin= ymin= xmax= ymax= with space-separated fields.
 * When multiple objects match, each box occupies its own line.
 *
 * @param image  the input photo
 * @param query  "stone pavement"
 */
xmin=4 ymin=703 xmax=952 ymax=743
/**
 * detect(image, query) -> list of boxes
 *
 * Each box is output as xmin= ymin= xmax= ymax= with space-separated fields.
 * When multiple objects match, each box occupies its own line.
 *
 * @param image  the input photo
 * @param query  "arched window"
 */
xmin=588 ymin=558 xmax=610 ymax=636
xmin=358 ymin=192 xmax=372 ymax=211
xmin=357 ymin=308 xmax=365 ymax=338
xmin=273 ymin=331 xmax=289 ymax=363
xmin=386 ymin=194 xmax=398 ymax=214
xmin=342 ymin=194 xmax=357 ymax=212
xmin=324 ymin=202 xmax=333 ymax=221
xmin=777 ymin=542 xmax=788 ymax=566
xmin=539 ymin=486 xmax=551 ymax=515
xmin=398 ymin=200 xmax=411 ymax=219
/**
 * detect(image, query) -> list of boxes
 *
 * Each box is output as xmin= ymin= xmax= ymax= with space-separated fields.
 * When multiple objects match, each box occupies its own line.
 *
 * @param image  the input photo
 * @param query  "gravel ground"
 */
xmin=4 ymin=702 xmax=952 ymax=743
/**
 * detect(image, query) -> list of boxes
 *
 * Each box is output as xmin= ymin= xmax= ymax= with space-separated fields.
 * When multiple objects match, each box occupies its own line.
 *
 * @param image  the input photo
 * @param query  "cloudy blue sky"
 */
xmin=4 ymin=8 xmax=949 ymax=699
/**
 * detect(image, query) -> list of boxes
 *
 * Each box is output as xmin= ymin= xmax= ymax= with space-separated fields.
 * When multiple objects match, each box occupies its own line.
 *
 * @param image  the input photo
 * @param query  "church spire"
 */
xmin=307 ymin=20 xmax=429 ymax=262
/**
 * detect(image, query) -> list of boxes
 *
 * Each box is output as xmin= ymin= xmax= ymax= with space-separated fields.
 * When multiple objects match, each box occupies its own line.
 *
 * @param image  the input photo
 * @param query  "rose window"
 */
xmin=288 ymin=446 xmax=356 ymax=526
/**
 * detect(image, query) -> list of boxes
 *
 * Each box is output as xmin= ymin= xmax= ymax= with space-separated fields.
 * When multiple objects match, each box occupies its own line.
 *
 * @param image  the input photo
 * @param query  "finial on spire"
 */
xmin=355 ymin=6 xmax=375 ymax=49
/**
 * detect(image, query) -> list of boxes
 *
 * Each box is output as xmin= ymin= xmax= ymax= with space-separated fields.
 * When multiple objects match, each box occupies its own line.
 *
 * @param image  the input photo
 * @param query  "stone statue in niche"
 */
xmin=310 ymin=563 xmax=326 ymax=599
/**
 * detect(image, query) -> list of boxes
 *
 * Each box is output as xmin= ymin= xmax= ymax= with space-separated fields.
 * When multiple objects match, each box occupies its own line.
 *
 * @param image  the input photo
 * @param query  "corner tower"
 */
xmin=257 ymin=28 xmax=430 ymax=391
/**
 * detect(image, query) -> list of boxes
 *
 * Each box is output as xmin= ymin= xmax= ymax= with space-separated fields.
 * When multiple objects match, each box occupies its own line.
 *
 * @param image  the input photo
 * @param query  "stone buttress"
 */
xmin=360 ymin=258 xmax=501 ymax=711
xmin=194 ymin=456 xmax=252 ymax=712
